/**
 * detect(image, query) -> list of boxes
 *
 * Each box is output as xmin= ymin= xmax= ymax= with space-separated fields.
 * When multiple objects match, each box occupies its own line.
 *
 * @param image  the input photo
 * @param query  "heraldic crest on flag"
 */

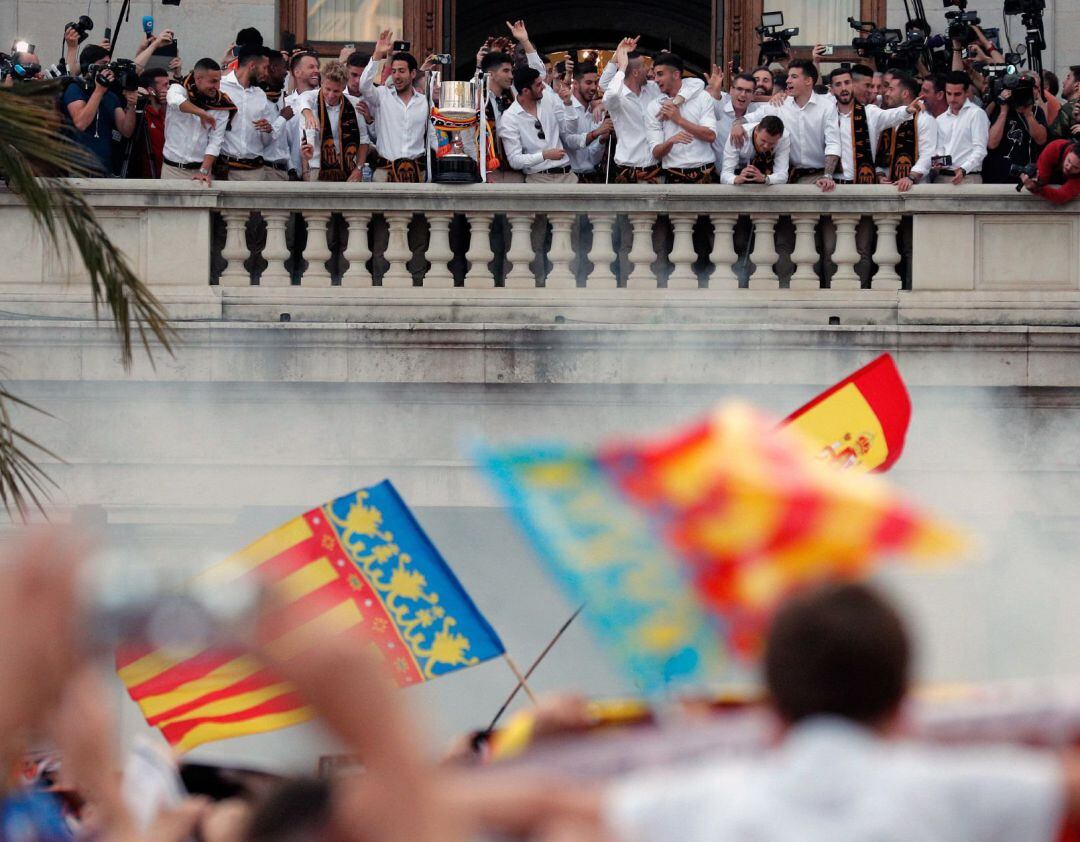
xmin=118 ymin=481 xmax=504 ymax=752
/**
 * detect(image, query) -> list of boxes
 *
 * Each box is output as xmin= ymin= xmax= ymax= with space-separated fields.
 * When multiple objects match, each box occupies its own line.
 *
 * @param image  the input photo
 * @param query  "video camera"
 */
xmin=86 ymin=58 xmax=139 ymax=95
xmin=980 ymin=63 xmax=1035 ymax=105
xmin=848 ymin=18 xmax=903 ymax=69
xmin=756 ymin=11 xmax=799 ymax=62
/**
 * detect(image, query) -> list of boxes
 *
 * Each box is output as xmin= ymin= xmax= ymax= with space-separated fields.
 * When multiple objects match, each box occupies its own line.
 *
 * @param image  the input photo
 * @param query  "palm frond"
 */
xmin=0 ymin=381 xmax=60 ymax=521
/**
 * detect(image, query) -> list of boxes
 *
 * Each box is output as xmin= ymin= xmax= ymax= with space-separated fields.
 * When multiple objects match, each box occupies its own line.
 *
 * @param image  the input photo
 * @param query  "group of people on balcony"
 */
xmin=8 ymin=14 xmax=1079 ymax=200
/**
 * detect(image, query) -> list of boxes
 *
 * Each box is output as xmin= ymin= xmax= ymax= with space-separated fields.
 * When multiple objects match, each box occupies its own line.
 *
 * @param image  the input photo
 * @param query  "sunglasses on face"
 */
xmin=534 ymin=119 xmax=545 ymax=139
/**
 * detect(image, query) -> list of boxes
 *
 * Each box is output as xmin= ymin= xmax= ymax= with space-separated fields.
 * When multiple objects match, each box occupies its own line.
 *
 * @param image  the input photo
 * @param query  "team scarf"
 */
xmin=877 ymin=112 xmax=919 ymax=181
xmin=484 ymin=90 xmax=515 ymax=171
xmin=849 ymin=102 xmax=877 ymax=184
xmin=317 ymin=91 xmax=361 ymax=182
xmin=182 ymin=72 xmax=237 ymax=129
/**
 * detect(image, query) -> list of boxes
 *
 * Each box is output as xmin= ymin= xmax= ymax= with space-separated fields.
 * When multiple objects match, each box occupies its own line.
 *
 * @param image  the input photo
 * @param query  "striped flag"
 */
xmin=118 ymin=481 xmax=504 ymax=753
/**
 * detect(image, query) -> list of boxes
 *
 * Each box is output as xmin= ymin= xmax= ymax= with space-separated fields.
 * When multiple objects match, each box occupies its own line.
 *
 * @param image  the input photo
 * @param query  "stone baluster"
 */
xmin=382 ymin=212 xmax=413 ymax=288
xmin=747 ymin=213 xmax=779 ymax=289
xmin=831 ymin=214 xmax=861 ymax=290
xmin=586 ymin=213 xmax=617 ymax=288
xmin=545 ymin=212 xmax=576 ymax=289
xmin=871 ymin=214 xmax=902 ymax=290
xmin=504 ymin=214 xmax=536 ymax=288
xmin=260 ymin=211 xmax=291 ymax=286
xmin=301 ymin=211 xmax=333 ymax=286
xmin=341 ymin=212 xmax=372 ymax=286
xmin=789 ymin=214 xmax=821 ymax=290
xmin=464 ymin=212 xmax=495 ymax=288
xmin=425 ymin=212 xmax=454 ymax=288
xmin=626 ymin=213 xmax=658 ymax=290
xmin=708 ymin=214 xmax=738 ymax=290
xmin=220 ymin=210 xmax=251 ymax=286
xmin=667 ymin=213 xmax=699 ymax=290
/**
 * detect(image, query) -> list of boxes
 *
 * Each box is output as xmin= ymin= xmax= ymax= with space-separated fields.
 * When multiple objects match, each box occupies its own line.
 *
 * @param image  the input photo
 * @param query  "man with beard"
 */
xmin=877 ymin=72 xmax=937 ymax=191
xmin=498 ymin=66 xmax=583 ymax=183
xmin=752 ymin=66 xmax=774 ymax=96
xmin=218 ymin=46 xmax=276 ymax=180
xmin=920 ymin=73 xmax=947 ymax=118
xmin=286 ymin=51 xmax=321 ymax=178
xmin=645 ymin=53 xmax=717 ymax=183
xmin=262 ymin=51 xmax=295 ymax=181
xmin=719 ymin=113 xmax=790 ymax=184
xmin=566 ymin=62 xmax=614 ymax=182
xmin=299 ymin=60 xmax=368 ymax=181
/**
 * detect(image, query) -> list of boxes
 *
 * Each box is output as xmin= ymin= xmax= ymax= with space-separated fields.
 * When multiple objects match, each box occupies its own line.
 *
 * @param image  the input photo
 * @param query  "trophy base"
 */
xmin=433 ymin=156 xmax=480 ymax=184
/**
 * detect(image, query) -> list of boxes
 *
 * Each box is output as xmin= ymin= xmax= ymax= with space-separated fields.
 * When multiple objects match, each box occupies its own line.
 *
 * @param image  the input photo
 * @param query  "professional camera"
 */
xmin=979 ymin=63 xmax=1034 ymax=103
xmin=1010 ymin=161 xmax=1039 ymax=191
xmin=92 ymin=58 xmax=139 ymax=94
xmin=0 ymin=51 xmax=42 ymax=82
xmin=65 ymin=15 xmax=94 ymax=44
xmin=849 ymin=18 xmax=902 ymax=68
xmin=756 ymin=11 xmax=799 ymax=62
xmin=945 ymin=9 xmax=981 ymax=42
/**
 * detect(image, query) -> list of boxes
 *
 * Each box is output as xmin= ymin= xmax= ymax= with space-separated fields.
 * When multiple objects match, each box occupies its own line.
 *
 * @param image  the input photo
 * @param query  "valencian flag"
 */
xmin=480 ymin=401 xmax=963 ymax=694
xmin=117 ymin=481 xmax=504 ymax=753
xmin=782 ymin=353 xmax=911 ymax=472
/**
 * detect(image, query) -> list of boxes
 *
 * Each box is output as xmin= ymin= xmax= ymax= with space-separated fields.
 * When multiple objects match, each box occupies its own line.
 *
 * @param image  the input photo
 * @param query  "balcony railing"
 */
xmin=2 ymin=182 xmax=1077 ymax=325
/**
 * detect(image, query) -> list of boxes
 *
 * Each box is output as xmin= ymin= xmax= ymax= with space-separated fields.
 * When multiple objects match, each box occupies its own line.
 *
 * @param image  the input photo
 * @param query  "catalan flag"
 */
xmin=479 ymin=401 xmax=963 ymax=693
xmin=117 ymin=481 xmax=504 ymax=753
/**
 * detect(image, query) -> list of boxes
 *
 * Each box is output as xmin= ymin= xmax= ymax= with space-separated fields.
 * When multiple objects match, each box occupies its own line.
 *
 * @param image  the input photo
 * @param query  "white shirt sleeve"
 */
xmin=962 ymin=106 xmax=990 ymax=174
xmin=823 ymin=105 xmax=842 ymax=159
xmin=166 ymin=83 xmax=187 ymax=108
xmin=720 ymin=135 xmax=741 ymax=184
xmin=767 ymin=135 xmax=790 ymax=184
xmin=206 ymin=111 xmax=229 ymax=158
xmin=603 ymin=70 xmax=626 ymax=113
xmin=359 ymin=59 xmax=381 ymax=107
xmin=525 ymin=50 xmax=546 ymax=81
xmin=498 ymin=114 xmax=543 ymax=170
xmin=911 ymin=115 xmax=937 ymax=179
xmin=871 ymin=103 xmax=914 ymax=133
xmin=598 ymin=59 xmax=618 ymax=91
xmin=644 ymin=101 xmax=664 ymax=158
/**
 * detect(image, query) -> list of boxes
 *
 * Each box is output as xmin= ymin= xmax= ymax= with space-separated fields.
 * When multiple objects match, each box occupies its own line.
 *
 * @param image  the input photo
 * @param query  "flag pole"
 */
xmin=502 ymin=654 xmax=538 ymax=705
xmin=484 ymin=604 xmax=584 ymax=735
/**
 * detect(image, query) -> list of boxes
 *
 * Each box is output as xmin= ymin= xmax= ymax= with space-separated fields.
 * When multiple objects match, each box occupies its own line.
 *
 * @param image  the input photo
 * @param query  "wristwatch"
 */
xmin=198 ymin=167 xmax=210 ymax=175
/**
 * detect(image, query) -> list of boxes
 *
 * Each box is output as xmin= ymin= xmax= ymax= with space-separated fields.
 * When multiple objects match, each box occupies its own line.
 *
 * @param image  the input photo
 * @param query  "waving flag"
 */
xmin=118 ymin=481 xmax=504 ymax=753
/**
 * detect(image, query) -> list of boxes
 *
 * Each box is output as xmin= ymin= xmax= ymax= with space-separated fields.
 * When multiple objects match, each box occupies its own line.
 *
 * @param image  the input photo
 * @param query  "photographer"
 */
xmin=1020 ymin=139 xmax=1080 ymax=205
xmin=1049 ymin=65 xmax=1080 ymax=141
xmin=983 ymin=72 xmax=1047 ymax=184
xmin=62 ymin=44 xmax=138 ymax=175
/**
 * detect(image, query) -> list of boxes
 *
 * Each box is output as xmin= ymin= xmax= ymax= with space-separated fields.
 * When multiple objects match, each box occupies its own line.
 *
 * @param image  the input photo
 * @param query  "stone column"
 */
xmin=831 ymin=213 xmax=861 ymax=290
xmin=872 ymin=214 xmax=902 ymax=290
xmin=341 ymin=212 xmax=372 ymax=286
xmin=708 ymin=214 xmax=738 ymax=290
xmin=545 ymin=212 xmax=576 ymax=289
xmin=425 ymin=212 xmax=454 ymax=288
xmin=626 ymin=213 xmax=657 ymax=290
xmin=504 ymin=214 xmax=536 ymax=289
xmin=383 ymin=212 xmax=413 ymax=288
xmin=464 ymin=212 xmax=495 ymax=288
xmin=220 ymin=210 xmax=251 ymax=286
xmin=301 ymin=211 xmax=332 ymax=286
xmin=667 ymin=213 xmax=698 ymax=290
xmin=789 ymin=214 xmax=821 ymax=290
xmin=747 ymin=213 xmax=779 ymax=289
xmin=260 ymin=211 xmax=291 ymax=286
xmin=586 ymin=213 xmax=617 ymax=288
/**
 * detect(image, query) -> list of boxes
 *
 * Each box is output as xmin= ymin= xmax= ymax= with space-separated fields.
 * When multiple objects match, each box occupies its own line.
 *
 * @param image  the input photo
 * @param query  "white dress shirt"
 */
xmin=566 ymin=95 xmax=607 ymax=173
xmin=263 ymin=94 xmax=292 ymax=167
xmin=719 ymin=121 xmax=790 ymax=184
xmin=711 ymin=92 xmax=763 ymax=166
xmin=497 ymin=94 xmax=584 ymax=174
xmin=358 ymin=59 xmax=429 ymax=161
xmin=834 ymin=104 xmax=913 ymax=181
xmin=935 ymin=99 xmax=990 ymax=174
xmin=162 ymin=83 xmax=229 ymax=164
xmin=878 ymin=110 xmax=938 ymax=180
xmin=760 ymin=91 xmax=841 ymax=170
xmin=645 ymin=90 xmax=717 ymax=169
xmin=602 ymin=70 xmax=707 ymax=167
xmin=297 ymin=89 xmax=370 ymax=171
xmin=606 ymin=717 xmax=1064 ymax=842
xmin=284 ymin=89 xmax=307 ymax=173
xmin=218 ymin=71 xmax=275 ymax=160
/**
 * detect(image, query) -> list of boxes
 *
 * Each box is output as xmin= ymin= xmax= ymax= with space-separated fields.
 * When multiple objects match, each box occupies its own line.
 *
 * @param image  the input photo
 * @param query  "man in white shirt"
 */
xmin=262 ymin=51 xmax=294 ymax=181
xmin=161 ymin=58 xmax=231 ymax=184
xmin=497 ymin=66 xmax=584 ymax=183
xmin=299 ymin=60 xmax=369 ymax=182
xmin=720 ymin=114 xmax=790 ymax=184
xmin=934 ymin=70 xmax=990 ymax=184
xmin=760 ymin=59 xmax=841 ymax=184
xmin=359 ymin=30 xmax=432 ymax=182
xmin=566 ymin=62 xmax=613 ymax=182
xmin=707 ymin=70 xmax=763 ymax=169
xmin=645 ymin=53 xmax=717 ymax=183
xmin=218 ymin=46 xmax=276 ymax=181
xmin=878 ymin=71 xmax=938 ymax=191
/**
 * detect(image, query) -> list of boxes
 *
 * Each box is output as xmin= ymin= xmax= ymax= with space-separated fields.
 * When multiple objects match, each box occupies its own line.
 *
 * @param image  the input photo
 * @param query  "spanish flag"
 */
xmin=117 ymin=482 xmax=504 ymax=753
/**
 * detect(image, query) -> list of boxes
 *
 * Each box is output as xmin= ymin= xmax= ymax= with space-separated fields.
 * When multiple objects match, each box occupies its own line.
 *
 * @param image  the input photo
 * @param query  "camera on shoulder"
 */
xmin=94 ymin=58 xmax=139 ymax=94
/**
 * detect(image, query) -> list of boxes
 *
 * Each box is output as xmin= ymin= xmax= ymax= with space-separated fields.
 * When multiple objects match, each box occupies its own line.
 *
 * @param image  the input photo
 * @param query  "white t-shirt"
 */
xmin=605 ymin=717 xmax=1065 ymax=842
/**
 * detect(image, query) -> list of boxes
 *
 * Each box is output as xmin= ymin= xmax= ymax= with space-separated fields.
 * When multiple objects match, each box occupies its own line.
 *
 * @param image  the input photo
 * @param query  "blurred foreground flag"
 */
xmin=783 ymin=353 xmax=911 ymax=472
xmin=480 ymin=403 xmax=963 ymax=694
xmin=117 ymin=481 xmax=504 ymax=753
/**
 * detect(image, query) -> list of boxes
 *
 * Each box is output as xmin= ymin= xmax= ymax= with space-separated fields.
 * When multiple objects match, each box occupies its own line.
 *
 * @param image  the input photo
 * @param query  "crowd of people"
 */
xmin=2 ymin=16 xmax=1079 ymax=200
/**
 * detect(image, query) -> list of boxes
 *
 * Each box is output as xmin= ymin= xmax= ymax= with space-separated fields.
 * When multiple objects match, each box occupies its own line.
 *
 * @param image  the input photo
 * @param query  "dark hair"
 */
xmin=907 ymin=17 xmax=932 ymax=35
xmin=289 ymin=50 xmax=318 ymax=72
xmin=653 ymin=52 xmax=685 ymax=74
xmin=481 ymin=50 xmax=513 ymax=73
xmin=765 ymin=582 xmax=910 ymax=727
xmin=787 ymin=58 xmax=818 ymax=84
xmin=945 ymin=70 xmax=970 ymax=89
xmin=79 ymin=44 xmax=109 ymax=73
xmin=573 ymin=61 xmax=598 ymax=80
xmin=138 ymin=67 xmax=169 ymax=87
xmin=829 ymin=66 xmax=853 ymax=84
xmin=757 ymin=114 xmax=785 ymax=136
xmin=1070 ymin=65 xmax=1080 ymax=80
xmin=732 ymin=71 xmax=756 ymax=87
xmin=235 ymin=27 xmax=264 ymax=47
xmin=390 ymin=51 xmax=418 ymax=72
xmin=752 ymin=65 xmax=772 ymax=76
xmin=346 ymin=51 xmax=370 ymax=68
xmin=1042 ymin=70 xmax=1059 ymax=96
xmin=193 ymin=57 xmax=221 ymax=74
xmin=246 ymin=778 xmax=332 ymax=842
xmin=926 ymin=72 xmax=946 ymax=94
xmin=893 ymin=72 xmax=920 ymax=101
xmin=513 ymin=65 xmax=540 ymax=92
xmin=236 ymin=45 xmax=269 ymax=66
xmin=626 ymin=50 xmax=643 ymax=63
xmin=850 ymin=63 xmax=875 ymax=79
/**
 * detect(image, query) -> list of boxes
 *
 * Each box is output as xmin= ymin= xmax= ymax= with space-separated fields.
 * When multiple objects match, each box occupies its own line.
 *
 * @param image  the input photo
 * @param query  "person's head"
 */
xmin=290 ymin=51 xmax=320 ymax=91
xmin=389 ymin=51 xmax=418 ymax=93
xmin=872 ymin=71 xmax=884 ymax=98
xmin=319 ymin=59 xmax=347 ymax=105
xmin=753 ymin=114 xmax=785 ymax=154
xmin=764 ymin=582 xmax=911 ymax=730
xmin=729 ymin=72 xmax=756 ymax=110
xmin=625 ymin=51 xmax=648 ymax=86
xmin=345 ymin=50 xmax=369 ymax=94
xmin=786 ymin=59 xmax=818 ymax=98
xmin=653 ymin=52 xmax=685 ymax=96
xmin=1064 ymin=65 xmax=1080 ymax=100
xmin=885 ymin=72 xmax=919 ymax=108
xmin=752 ymin=66 xmax=774 ymax=95
xmin=12 ymin=50 xmax=42 ymax=79
xmin=246 ymin=777 xmax=333 ymax=842
xmin=829 ymin=67 xmax=854 ymax=105
xmin=1041 ymin=69 xmax=1059 ymax=98
xmin=235 ymin=27 xmax=264 ymax=49
xmin=192 ymin=57 xmax=222 ymax=97
xmin=920 ymin=72 xmax=946 ymax=109
xmin=513 ymin=66 xmax=542 ymax=102
xmin=79 ymin=43 xmax=110 ymax=75
xmin=236 ymin=45 xmax=270 ymax=84
xmin=849 ymin=64 xmax=875 ymax=105
xmin=573 ymin=61 xmax=599 ymax=103
xmin=138 ymin=66 xmax=170 ymax=100
xmin=1064 ymin=142 xmax=1080 ymax=178
xmin=267 ymin=50 xmax=289 ymax=87
xmin=481 ymin=50 xmax=513 ymax=92
xmin=944 ymin=70 xmax=970 ymax=113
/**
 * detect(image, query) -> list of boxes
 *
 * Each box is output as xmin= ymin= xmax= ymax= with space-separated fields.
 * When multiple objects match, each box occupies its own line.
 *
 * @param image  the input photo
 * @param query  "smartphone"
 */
xmin=392 ymin=39 xmax=410 ymax=52
xmin=435 ymin=53 xmax=451 ymax=64
xmin=103 ymin=25 xmax=112 ymax=41
xmin=820 ymin=45 xmax=835 ymax=56
xmin=931 ymin=154 xmax=952 ymax=168
xmin=304 ymin=127 xmax=319 ymax=148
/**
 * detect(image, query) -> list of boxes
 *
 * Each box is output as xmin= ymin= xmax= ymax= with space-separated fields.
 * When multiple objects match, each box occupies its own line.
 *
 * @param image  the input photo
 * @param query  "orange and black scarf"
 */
xmin=485 ymin=91 xmax=514 ymax=171
xmin=182 ymin=72 xmax=237 ymax=129
xmin=849 ymin=102 xmax=877 ymax=184
xmin=877 ymin=113 xmax=919 ymax=181
xmin=387 ymin=157 xmax=426 ymax=183
xmin=317 ymin=92 xmax=361 ymax=182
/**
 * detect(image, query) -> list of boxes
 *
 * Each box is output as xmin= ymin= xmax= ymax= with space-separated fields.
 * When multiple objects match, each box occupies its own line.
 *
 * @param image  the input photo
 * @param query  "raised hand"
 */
xmin=374 ymin=29 xmax=394 ymax=60
xmin=707 ymin=63 xmax=724 ymax=97
xmin=506 ymin=20 xmax=529 ymax=43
